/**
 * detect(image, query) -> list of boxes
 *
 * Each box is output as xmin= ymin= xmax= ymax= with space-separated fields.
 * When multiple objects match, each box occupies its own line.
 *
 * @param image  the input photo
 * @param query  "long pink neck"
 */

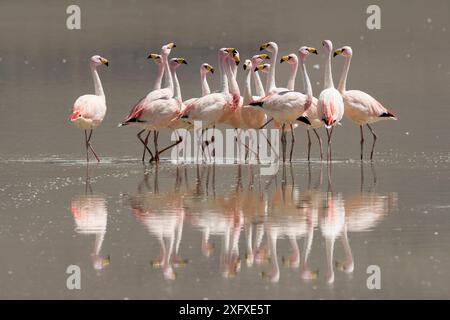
xmin=161 ymin=52 xmax=173 ymax=93
xmin=267 ymin=47 xmax=278 ymax=92
xmin=324 ymin=47 xmax=334 ymax=89
xmin=286 ymin=60 xmax=298 ymax=91
xmin=225 ymin=58 xmax=240 ymax=97
xmin=153 ymin=63 xmax=164 ymax=90
xmin=338 ymin=56 xmax=351 ymax=94
xmin=300 ymin=55 xmax=312 ymax=100
xmin=200 ymin=71 xmax=210 ymax=96
xmin=90 ymin=63 xmax=104 ymax=97
xmin=219 ymin=54 xmax=229 ymax=93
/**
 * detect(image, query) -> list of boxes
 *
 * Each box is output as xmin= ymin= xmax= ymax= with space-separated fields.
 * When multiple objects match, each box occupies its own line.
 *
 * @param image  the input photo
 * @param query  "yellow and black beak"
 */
xmin=176 ymin=58 xmax=188 ymax=65
xmin=333 ymin=48 xmax=343 ymax=57
xmin=232 ymin=53 xmax=240 ymax=66
xmin=259 ymin=53 xmax=270 ymax=60
xmin=100 ymin=57 xmax=109 ymax=66
xmin=225 ymin=48 xmax=235 ymax=54
xmin=280 ymin=55 xmax=290 ymax=63
xmin=308 ymin=47 xmax=318 ymax=54
xmin=166 ymin=42 xmax=176 ymax=49
xmin=147 ymin=53 xmax=159 ymax=60
xmin=254 ymin=64 xmax=265 ymax=72
xmin=205 ymin=64 xmax=214 ymax=73
xmin=260 ymin=43 xmax=269 ymax=51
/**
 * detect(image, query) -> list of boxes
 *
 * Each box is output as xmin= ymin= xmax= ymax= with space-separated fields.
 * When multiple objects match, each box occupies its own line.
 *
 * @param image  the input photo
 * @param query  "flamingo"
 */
xmin=251 ymin=47 xmax=312 ymax=162
xmin=250 ymin=54 xmax=270 ymax=99
xmin=183 ymin=63 xmax=214 ymax=107
xmin=334 ymin=46 xmax=397 ymax=160
xmin=317 ymin=40 xmax=344 ymax=162
xmin=183 ymin=48 xmax=239 ymax=160
xmin=68 ymin=55 xmax=109 ymax=163
xmin=119 ymin=55 xmax=187 ymax=161
xmin=118 ymin=43 xmax=176 ymax=162
xmin=287 ymin=47 xmax=324 ymax=161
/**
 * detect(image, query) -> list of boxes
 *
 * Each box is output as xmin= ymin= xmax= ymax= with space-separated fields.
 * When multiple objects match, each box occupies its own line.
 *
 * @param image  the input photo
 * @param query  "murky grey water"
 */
xmin=1 ymin=0 xmax=450 ymax=299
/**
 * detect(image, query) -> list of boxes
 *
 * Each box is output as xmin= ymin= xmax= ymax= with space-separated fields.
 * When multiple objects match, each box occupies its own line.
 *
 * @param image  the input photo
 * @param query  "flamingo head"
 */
xmin=243 ymin=59 xmax=252 ymax=71
xmin=68 ymin=110 xmax=82 ymax=121
xmin=254 ymin=63 xmax=270 ymax=74
xmin=260 ymin=41 xmax=278 ymax=53
xmin=299 ymin=46 xmax=318 ymax=60
xmin=334 ymin=46 xmax=353 ymax=58
xmin=169 ymin=57 xmax=188 ymax=70
xmin=224 ymin=47 xmax=240 ymax=65
xmin=90 ymin=55 xmax=109 ymax=67
xmin=201 ymin=63 xmax=214 ymax=75
xmin=322 ymin=40 xmax=333 ymax=53
xmin=280 ymin=53 xmax=298 ymax=65
xmin=161 ymin=42 xmax=176 ymax=56
xmin=147 ymin=53 xmax=162 ymax=65
xmin=251 ymin=53 xmax=270 ymax=66
xmin=323 ymin=115 xmax=335 ymax=128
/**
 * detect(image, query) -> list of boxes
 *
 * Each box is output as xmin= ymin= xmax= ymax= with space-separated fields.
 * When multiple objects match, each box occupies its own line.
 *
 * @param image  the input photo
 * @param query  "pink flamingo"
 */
xmin=334 ymin=46 xmax=397 ymax=160
xmin=317 ymin=40 xmax=344 ymax=162
xmin=68 ymin=55 xmax=109 ymax=162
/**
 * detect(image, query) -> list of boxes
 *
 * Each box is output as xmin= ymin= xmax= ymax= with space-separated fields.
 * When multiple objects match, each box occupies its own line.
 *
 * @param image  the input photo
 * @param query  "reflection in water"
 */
xmin=127 ymin=166 xmax=187 ymax=280
xmin=70 ymin=173 xmax=110 ymax=271
xmin=71 ymin=163 xmax=398 ymax=285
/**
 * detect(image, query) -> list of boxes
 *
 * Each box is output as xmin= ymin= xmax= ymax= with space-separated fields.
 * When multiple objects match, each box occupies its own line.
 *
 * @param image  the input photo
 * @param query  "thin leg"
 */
xmin=307 ymin=130 xmax=311 ymax=162
xmin=158 ymin=134 xmax=183 ymax=155
xmin=360 ymin=125 xmax=364 ymax=161
xmin=154 ymin=130 xmax=160 ymax=162
xmin=313 ymin=129 xmax=323 ymax=161
xmin=87 ymin=129 xmax=100 ymax=162
xmin=259 ymin=117 xmax=273 ymax=129
xmin=281 ymin=124 xmax=286 ymax=163
xmin=137 ymin=130 xmax=154 ymax=162
xmin=367 ymin=124 xmax=378 ymax=161
xmin=289 ymin=124 xmax=295 ymax=162
xmin=84 ymin=130 xmax=89 ymax=162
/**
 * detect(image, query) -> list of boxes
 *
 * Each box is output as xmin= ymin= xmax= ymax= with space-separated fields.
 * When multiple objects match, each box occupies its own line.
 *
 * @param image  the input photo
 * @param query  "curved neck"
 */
xmin=200 ymin=72 xmax=210 ymax=96
xmin=219 ymin=54 xmax=229 ymax=93
xmin=243 ymin=68 xmax=252 ymax=105
xmin=267 ymin=48 xmax=278 ymax=92
xmin=253 ymin=71 xmax=265 ymax=97
xmin=324 ymin=49 xmax=334 ymax=89
xmin=300 ymin=56 xmax=313 ymax=99
xmin=153 ymin=63 xmax=164 ymax=90
xmin=225 ymin=58 xmax=240 ymax=97
xmin=90 ymin=63 xmax=104 ymax=97
xmin=162 ymin=53 xmax=173 ymax=93
xmin=338 ymin=56 xmax=351 ymax=93
xmin=287 ymin=61 xmax=298 ymax=91
xmin=171 ymin=66 xmax=182 ymax=102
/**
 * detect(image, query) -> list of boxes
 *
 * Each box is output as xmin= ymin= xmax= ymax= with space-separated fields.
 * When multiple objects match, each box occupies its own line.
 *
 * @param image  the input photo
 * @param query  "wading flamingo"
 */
xmin=119 ymin=43 xmax=176 ymax=161
xmin=317 ymin=40 xmax=344 ymax=162
xmin=334 ymin=46 xmax=397 ymax=160
xmin=69 ymin=55 xmax=109 ymax=162
xmin=290 ymin=46 xmax=324 ymax=161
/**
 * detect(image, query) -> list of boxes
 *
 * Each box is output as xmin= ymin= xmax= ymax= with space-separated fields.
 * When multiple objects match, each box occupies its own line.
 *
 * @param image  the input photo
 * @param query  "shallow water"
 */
xmin=1 ymin=0 xmax=450 ymax=299
xmin=0 ymin=154 xmax=449 ymax=299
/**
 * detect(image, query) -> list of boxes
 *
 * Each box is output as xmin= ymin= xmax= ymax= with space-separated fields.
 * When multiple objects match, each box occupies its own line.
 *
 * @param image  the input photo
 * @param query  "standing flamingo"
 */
xmin=69 ymin=55 xmax=109 ymax=162
xmin=291 ymin=46 xmax=324 ymax=161
xmin=334 ymin=46 xmax=397 ymax=160
xmin=119 ymin=43 xmax=176 ymax=162
xmin=317 ymin=40 xmax=344 ymax=162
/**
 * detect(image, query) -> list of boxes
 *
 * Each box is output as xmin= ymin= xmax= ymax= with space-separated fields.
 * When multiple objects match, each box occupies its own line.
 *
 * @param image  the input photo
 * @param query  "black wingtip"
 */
xmin=249 ymin=101 xmax=264 ymax=107
xmin=379 ymin=112 xmax=396 ymax=118
xmin=297 ymin=116 xmax=311 ymax=125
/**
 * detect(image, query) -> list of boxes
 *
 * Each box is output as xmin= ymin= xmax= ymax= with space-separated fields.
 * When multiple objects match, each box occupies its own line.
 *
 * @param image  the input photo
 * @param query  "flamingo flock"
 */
xmin=69 ymin=40 xmax=397 ymax=163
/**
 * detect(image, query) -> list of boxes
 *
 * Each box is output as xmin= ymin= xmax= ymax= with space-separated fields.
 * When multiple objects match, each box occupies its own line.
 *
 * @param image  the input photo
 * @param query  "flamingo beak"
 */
xmin=260 ymin=43 xmax=269 ymax=51
xmin=100 ymin=57 xmax=109 ymax=66
xmin=259 ymin=53 xmax=270 ymax=60
xmin=166 ymin=42 xmax=176 ymax=49
xmin=68 ymin=111 xmax=80 ymax=121
xmin=208 ymin=65 xmax=214 ymax=73
xmin=325 ymin=116 xmax=334 ymax=127
xmin=333 ymin=49 xmax=343 ymax=57
xmin=309 ymin=47 xmax=318 ymax=54
xmin=147 ymin=53 xmax=159 ymax=60
xmin=177 ymin=58 xmax=188 ymax=64
xmin=280 ymin=55 xmax=290 ymax=63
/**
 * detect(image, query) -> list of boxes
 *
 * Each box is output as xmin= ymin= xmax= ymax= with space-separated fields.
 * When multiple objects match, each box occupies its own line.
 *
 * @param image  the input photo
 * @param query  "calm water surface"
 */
xmin=0 ymin=154 xmax=449 ymax=299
